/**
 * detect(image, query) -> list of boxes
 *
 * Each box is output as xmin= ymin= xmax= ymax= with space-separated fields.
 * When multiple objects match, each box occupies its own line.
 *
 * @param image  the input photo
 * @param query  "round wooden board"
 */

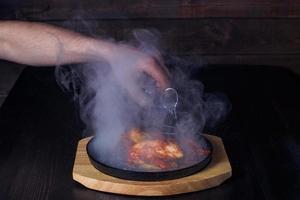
xmin=72 ymin=134 xmax=232 ymax=196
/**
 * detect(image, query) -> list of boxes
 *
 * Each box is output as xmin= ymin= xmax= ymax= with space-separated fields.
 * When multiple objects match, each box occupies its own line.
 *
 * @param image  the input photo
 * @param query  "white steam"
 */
xmin=55 ymin=29 xmax=230 ymax=170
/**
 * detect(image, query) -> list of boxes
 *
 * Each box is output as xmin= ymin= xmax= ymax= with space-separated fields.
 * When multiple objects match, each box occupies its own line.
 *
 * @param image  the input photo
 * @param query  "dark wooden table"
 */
xmin=0 ymin=65 xmax=299 ymax=200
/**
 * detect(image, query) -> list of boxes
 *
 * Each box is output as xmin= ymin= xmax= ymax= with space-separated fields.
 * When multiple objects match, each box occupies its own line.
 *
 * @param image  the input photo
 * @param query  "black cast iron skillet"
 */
xmin=86 ymin=135 xmax=213 ymax=181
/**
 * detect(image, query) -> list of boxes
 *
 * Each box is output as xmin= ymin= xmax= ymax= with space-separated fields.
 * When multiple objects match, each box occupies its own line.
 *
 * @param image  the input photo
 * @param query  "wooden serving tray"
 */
xmin=72 ymin=134 xmax=232 ymax=196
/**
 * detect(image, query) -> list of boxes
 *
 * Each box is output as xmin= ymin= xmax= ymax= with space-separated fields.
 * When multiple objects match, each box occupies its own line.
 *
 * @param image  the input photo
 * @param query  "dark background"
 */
xmin=0 ymin=1 xmax=300 ymax=200
xmin=1 ymin=0 xmax=300 ymax=70
xmin=1 ymin=0 xmax=300 ymax=106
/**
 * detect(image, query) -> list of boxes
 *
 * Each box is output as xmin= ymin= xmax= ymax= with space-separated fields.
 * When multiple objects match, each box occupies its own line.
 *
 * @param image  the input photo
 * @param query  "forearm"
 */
xmin=0 ymin=21 xmax=113 ymax=66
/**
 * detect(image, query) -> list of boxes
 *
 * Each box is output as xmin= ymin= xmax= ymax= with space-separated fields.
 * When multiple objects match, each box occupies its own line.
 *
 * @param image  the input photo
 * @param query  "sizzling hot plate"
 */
xmin=86 ymin=135 xmax=212 ymax=181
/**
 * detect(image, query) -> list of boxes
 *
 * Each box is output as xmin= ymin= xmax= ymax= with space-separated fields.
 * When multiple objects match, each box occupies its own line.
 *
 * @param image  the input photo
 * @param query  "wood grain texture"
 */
xmin=50 ymin=19 xmax=300 ymax=72
xmin=48 ymin=19 xmax=300 ymax=55
xmin=1 ymin=2 xmax=300 ymax=72
xmin=73 ymin=134 xmax=232 ymax=196
xmin=1 ymin=0 xmax=300 ymax=19
xmin=187 ymin=55 xmax=300 ymax=74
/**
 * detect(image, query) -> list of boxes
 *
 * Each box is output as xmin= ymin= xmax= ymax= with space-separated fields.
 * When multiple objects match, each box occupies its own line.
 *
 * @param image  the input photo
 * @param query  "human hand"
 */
xmin=105 ymin=43 xmax=170 ymax=106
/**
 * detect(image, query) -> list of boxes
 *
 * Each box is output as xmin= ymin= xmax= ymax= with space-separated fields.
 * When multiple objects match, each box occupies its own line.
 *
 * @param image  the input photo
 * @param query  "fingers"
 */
xmin=140 ymin=58 xmax=170 ymax=90
xmin=125 ymin=81 xmax=150 ymax=107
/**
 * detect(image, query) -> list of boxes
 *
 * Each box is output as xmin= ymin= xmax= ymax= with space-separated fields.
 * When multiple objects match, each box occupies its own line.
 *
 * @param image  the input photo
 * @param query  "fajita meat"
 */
xmin=128 ymin=139 xmax=183 ymax=170
xmin=122 ymin=128 xmax=210 ymax=171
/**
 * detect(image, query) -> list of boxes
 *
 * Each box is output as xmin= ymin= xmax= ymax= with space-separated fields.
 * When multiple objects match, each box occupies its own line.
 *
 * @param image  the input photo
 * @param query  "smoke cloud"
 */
xmin=55 ymin=29 xmax=231 ymax=170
